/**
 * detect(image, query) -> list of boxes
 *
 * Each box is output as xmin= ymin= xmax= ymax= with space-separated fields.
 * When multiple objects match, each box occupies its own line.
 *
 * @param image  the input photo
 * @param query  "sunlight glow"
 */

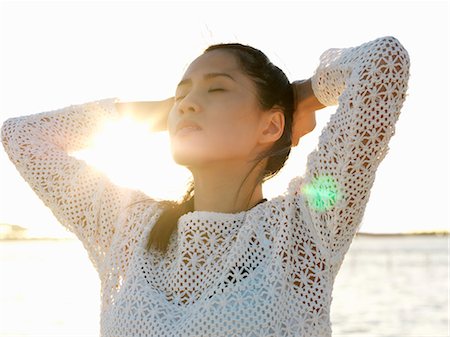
xmin=73 ymin=117 xmax=192 ymax=202
xmin=302 ymin=175 xmax=341 ymax=212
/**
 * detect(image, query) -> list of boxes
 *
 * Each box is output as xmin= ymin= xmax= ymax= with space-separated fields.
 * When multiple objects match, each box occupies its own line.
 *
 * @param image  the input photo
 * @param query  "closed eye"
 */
xmin=175 ymin=88 xmax=225 ymax=102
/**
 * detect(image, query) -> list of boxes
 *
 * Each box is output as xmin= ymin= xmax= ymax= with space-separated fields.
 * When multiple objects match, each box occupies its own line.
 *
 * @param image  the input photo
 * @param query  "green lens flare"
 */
xmin=301 ymin=176 xmax=341 ymax=212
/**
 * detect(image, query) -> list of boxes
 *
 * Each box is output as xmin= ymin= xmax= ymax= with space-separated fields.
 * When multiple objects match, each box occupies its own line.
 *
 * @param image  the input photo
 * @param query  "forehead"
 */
xmin=183 ymin=50 xmax=241 ymax=78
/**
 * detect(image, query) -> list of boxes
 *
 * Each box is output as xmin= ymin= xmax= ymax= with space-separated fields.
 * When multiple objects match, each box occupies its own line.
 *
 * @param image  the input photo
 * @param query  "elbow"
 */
xmin=1 ymin=117 xmax=36 ymax=162
xmin=1 ymin=117 xmax=23 ymax=163
xmin=378 ymin=36 xmax=411 ymax=71
xmin=377 ymin=36 xmax=411 ymax=114
xmin=371 ymin=36 xmax=411 ymax=95
xmin=1 ymin=118 xmax=13 ymax=152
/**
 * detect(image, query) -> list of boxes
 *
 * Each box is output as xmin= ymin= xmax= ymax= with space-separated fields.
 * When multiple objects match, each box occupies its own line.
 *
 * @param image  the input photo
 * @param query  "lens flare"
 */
xmin=301 ymin=175 xmax=341 ymax=212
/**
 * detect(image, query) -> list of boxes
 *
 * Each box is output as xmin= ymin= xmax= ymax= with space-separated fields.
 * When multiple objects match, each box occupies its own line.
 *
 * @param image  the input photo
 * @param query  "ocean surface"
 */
xmin=0 ymin=235 xmax=448 ymax=337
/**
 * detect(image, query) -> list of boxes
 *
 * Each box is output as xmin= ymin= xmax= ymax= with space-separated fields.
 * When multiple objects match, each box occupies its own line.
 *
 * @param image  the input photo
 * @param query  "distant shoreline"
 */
xmin=356 ymin=231 xmax=449 ymax=237
xmin=0 ymin=231 xmax=448 ymax=241
xmin=0 ymin=237 xmax=75 ymax=241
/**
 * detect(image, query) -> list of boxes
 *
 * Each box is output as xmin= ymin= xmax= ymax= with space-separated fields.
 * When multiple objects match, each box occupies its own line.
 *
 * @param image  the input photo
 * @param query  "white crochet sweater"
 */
xmin=1 ymin=36 xmax=410 ymax=337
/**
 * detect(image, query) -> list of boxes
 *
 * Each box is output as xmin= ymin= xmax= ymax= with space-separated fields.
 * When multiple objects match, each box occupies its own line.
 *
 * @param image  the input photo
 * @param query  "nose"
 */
xmin=177 ymin=92 xmax=201 ymax=114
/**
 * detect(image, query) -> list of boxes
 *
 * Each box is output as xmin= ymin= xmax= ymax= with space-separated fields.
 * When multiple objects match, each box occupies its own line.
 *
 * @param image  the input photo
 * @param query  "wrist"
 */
xmin=293 ymin=78 xmax=326 ymax=111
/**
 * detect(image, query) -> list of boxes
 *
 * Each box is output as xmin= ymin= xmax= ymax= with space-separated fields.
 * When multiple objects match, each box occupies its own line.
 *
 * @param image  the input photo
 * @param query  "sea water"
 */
xmin=0 ymin=235 xmax=448 ymax=337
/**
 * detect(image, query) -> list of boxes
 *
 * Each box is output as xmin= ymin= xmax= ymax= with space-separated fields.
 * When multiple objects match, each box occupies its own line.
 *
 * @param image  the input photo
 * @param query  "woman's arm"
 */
xmin=0 ymin=98 xmax=153 ymax=271
xmin=114 ymin=97 xmax=174 ymax=132
xmin=288 ymin=36 xmax=410 ymax=270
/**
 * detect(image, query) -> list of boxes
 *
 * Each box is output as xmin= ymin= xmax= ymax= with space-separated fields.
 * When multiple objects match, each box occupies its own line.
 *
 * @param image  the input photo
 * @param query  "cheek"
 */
xmin=167 ymin=108 xmax=179 ymax=135
xmin=206 ymin=112 xmax=259 ymax=154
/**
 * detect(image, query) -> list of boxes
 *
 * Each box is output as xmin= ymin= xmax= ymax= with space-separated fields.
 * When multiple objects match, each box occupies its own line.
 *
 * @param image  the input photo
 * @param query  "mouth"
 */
xmin=176 ymin=126 xmax=202 ymax=137
xmin=175 ymin=120 xmax=202 ymax=135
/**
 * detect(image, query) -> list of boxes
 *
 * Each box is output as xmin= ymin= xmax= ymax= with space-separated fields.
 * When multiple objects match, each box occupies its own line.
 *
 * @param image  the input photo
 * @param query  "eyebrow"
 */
xmin=176 ymin=72 xmax=236 ymax=88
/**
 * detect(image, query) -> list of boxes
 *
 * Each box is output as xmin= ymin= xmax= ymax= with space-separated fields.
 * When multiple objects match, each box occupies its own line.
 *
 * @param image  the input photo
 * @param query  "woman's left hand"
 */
xmin=291 ymin=79 xmax=326 ymax=146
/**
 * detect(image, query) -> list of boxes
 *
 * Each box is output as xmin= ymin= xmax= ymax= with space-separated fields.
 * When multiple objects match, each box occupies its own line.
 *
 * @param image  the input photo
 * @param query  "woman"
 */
xmin=1 ymin=35 xmax=410 ymax=336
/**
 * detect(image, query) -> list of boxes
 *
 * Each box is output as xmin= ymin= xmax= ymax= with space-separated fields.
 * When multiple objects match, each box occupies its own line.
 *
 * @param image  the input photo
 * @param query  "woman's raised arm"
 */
xmin=287 ymin=36 xmax=411 ymax=271
xmin=0 ymin=98 xmax=158 ymax=272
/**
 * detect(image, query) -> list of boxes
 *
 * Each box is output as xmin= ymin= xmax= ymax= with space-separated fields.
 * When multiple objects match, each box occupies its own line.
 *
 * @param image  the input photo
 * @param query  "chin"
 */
xmin=169 ymin=134 xmax=238 ymax=168
xmin=171 ymin=152 xmax=199 ymax=167
xmin=170 ymin=140 xmax=209 ymax=167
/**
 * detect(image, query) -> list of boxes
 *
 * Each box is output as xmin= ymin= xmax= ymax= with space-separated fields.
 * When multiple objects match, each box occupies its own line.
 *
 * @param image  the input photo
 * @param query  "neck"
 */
xmin=190 ymin=160 xmax=266 ymax=214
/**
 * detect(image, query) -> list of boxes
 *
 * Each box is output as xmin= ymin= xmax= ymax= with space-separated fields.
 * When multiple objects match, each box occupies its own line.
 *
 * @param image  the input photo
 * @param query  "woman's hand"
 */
xmin=291 ymin=78 xmax=326 ymax=146
xmin=115 ymin=97 xmax=174 ymax=132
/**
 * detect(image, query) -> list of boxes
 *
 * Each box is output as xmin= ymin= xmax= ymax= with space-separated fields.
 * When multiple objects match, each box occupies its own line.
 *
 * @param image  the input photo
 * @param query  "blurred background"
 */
xmin=0 ymin=1 xmax=448 ymax=336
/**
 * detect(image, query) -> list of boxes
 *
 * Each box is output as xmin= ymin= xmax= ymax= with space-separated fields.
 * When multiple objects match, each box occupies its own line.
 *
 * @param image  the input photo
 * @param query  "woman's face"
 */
xmin=168 ymin=50 xmax=268 ymax=168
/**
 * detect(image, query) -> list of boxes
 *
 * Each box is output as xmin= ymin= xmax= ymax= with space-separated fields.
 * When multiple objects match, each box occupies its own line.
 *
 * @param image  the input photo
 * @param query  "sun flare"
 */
xmin=72 ymin=117 xmax=192 ymax=202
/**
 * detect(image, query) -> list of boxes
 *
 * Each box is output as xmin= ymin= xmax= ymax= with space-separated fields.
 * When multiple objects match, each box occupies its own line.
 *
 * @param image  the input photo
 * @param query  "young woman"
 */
xmin=1 ymin=35 xmax=410 ymax=336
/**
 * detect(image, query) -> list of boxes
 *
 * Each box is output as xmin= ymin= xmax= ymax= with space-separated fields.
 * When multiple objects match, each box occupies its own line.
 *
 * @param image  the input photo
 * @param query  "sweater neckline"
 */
xmin=178 ymin=198 xmax=267 ymax=223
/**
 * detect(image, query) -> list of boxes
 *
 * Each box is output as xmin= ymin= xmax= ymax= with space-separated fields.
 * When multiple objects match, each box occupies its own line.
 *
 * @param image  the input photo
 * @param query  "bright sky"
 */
xmin=0 ymin=0 xmax=449 ymax=237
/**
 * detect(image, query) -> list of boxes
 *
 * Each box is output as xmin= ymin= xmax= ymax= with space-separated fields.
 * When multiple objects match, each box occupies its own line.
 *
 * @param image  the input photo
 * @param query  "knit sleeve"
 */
xmin=0 ymin=98 xmax=151 ymax=272
xmin=287 ymin=36 xmax=410 ymax=269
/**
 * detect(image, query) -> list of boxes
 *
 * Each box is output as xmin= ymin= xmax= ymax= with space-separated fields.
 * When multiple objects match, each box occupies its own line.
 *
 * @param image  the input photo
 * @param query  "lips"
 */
xmin=176 ymin=120 xmax=202 ymax=134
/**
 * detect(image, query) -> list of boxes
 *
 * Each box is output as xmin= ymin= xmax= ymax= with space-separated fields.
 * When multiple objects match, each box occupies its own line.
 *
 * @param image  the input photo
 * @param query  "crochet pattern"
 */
xmin=1 ymin=35 xmax=410 ymax=337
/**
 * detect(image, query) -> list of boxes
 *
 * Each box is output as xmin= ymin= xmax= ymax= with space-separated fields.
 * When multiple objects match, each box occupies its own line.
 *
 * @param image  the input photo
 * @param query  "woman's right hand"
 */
xmin=114 ymin=97 xmax=174 ymax=132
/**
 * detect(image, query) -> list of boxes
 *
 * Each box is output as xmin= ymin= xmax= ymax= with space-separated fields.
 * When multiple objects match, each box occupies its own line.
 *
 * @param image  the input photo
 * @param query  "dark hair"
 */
xmin=143 ymin=43 xmax=294 ymax=253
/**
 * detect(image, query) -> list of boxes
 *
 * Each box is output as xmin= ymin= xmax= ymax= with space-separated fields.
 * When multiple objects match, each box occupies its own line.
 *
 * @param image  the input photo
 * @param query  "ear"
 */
xmin=258 ymin=107 xmax=285 ymax=145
